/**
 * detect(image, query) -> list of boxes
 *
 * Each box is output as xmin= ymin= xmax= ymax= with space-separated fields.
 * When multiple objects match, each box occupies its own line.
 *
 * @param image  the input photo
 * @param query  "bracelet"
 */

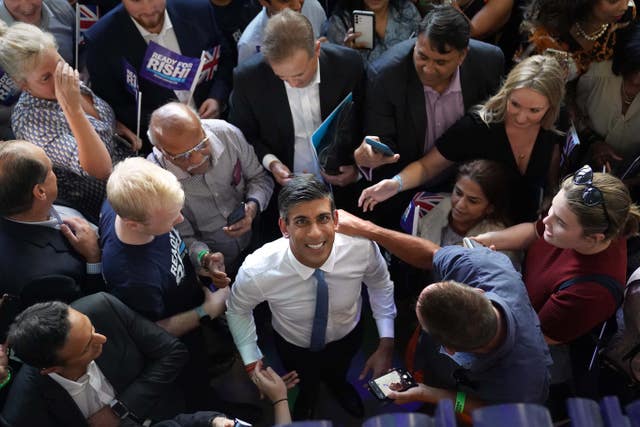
xmin=272 ymin=398 xmax=288 ymax=406
xmin=455 ymin=391 xmax=466 ymax=413
xmin=197 ymin=250 xmax=209 ymax=265
xmin=0 ymin=367 xmax=12 ymax=389
xmin=391 ymin=174 xmax=403 ymax=193
xmin=245 ymin=361 xmax=258 ymax=374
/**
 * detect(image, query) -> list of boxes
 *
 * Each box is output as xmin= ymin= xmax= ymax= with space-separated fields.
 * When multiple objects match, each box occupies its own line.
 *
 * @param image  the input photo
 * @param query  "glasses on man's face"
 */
xmin=573 ymin=165 xmax=611 ymax=233
xmin=162 ymin=132 xmax=210 ymax=162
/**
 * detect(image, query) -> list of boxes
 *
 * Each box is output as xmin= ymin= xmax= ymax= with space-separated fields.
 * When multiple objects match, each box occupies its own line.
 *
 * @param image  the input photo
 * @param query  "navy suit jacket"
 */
xmin=365 ymin=38 xmax=505 ymax=180
xmin=229 ymin=43 xmax=366 ymax=170
xmin=84 ymin=0 xmax=233 ymax=150
xmin=0 ymin=217 xmax=104 ymax=340
xmin=2 ymin=293 xmax=188 ymax=427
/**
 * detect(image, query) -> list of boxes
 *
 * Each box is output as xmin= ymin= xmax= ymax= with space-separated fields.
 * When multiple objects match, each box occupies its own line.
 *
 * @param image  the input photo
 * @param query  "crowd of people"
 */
xmin=0 ymin=0 xmax=640 ymax=426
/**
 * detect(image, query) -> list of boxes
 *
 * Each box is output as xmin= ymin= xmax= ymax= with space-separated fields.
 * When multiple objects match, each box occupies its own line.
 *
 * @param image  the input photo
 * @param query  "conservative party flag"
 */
xmin=140 ymin=42 xmax=200 ymax=91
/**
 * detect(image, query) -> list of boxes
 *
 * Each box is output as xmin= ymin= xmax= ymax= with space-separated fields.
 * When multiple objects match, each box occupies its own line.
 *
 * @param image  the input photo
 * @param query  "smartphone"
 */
xmin=365 ymin=137 xmax=395 ymax=157
xmin=353 ymin=10 xmax=375 ymax=50
xmin=368 ymin=368 xmax=417 ymax=401
xmin=462 ymin=237 xmax=482 ymax=249
xmin=227 ymin=202 xmax=246 ymax=226
xmin=234 ymin=418 xmax=252 ymax=427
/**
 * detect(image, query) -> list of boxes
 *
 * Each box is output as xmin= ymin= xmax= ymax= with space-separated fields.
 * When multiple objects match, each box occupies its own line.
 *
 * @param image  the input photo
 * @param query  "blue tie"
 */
xmin=309 ymin=269 xmax=328 ymax=351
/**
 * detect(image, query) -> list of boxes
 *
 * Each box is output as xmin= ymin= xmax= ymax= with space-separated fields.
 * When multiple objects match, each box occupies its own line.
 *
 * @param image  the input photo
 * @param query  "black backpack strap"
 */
xmin=557 ymin=274 xmax=624 ymax=308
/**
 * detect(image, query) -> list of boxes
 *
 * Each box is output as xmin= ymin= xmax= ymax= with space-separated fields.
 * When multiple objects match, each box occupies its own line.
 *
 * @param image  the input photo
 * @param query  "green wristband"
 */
xmin=197 ymin=250 xmax=209 ymax=265
xmin=455 ymin=391 xmax=466 ymax=413
xmin=0 ymin=366 xmax=12 ymax=389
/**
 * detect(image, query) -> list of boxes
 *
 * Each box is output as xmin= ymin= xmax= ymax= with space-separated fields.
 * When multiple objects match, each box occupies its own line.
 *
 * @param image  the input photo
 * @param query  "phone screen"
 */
xmin=373 ymin=370 xmax=402 ymax=397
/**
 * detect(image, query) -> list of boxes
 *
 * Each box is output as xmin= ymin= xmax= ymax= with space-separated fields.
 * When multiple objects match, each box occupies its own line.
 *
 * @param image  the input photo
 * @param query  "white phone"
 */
xmin=353 ymin=10 xmax=375 ymax=50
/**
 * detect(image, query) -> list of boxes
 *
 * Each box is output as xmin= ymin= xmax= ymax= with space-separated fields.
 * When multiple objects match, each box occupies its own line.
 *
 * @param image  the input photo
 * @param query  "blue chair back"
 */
xmin=362 ymin=413 xmax=434 ymax=427
xmin=600 ymin=396 xmax=630 ymax=427
xmin=472 ymin=403 xmax=552 ymax=427
xmin=625 ymin=400 xmax=640 ymax=427
xmin=434 ymin=399 xmax=456 ymax=427
xmin=567 ymin=398 xmax=604 ymax=427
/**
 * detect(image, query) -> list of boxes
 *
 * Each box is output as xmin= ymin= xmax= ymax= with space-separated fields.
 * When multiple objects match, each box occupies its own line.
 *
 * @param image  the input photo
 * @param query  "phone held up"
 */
xmin=353 ymin=10 xmax=375 ymax=50
xmin=368 ymin=368 xmax=418 ymax=401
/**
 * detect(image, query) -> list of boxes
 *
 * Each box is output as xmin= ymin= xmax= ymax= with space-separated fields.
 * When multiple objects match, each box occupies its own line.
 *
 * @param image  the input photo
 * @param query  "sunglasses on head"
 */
xmin=573 ymin=165 xmax=610 ymax=233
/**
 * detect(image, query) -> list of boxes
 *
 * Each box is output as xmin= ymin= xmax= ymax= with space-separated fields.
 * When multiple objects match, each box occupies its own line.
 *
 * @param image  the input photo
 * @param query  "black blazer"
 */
xmin=2 ymin=293 xmax=188 ymax=427
xmin=364 ymin=38 xmax=505 ymax=180
xmin=229 ymin=43 xmax=366 ymax=170
xmin=84 ymin=0 xmax=233 ymax=149
xmin=0 ymin=217 xmax=105 ymax=339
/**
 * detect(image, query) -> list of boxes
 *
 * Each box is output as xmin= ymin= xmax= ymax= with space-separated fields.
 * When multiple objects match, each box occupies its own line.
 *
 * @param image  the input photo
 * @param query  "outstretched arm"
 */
xmin=336 ymin=209 xmax=440 ymax=269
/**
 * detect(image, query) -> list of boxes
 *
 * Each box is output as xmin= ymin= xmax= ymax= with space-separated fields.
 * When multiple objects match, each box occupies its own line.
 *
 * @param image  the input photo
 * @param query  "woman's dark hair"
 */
xmin=334 ymin=0 xmax=402 ymax=16
xmin=523 ymin=0 xmax=598 ymax=38
xmin=613 ymin=21 xmax=640 ymax=76
xmin=456 ymin=160 xmax=512 ymax=226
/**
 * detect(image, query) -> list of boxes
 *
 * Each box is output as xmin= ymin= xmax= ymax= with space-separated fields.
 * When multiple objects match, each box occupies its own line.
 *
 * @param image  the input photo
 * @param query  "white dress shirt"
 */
xmin=226 ymin=233 xmax=396 ymax=365
xmin=130 ymin=10 xmax=196 ymax=108
xmin=49 ymin=361 xmax=115 ymax=418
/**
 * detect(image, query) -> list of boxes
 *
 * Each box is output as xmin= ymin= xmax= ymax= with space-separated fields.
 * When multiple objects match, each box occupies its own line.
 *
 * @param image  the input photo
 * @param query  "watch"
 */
xmin=109 ymin=399 xmax=130 ymax=419
xmin=194 ymin=304 xmax=209 ymax=320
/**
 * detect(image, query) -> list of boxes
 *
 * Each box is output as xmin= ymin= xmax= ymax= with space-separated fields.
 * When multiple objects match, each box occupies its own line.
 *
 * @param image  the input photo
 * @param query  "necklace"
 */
xmin=575 ymin=22 xmax=609 ymax=41
xmin=622 ymin=80 xmax=637 ymax=105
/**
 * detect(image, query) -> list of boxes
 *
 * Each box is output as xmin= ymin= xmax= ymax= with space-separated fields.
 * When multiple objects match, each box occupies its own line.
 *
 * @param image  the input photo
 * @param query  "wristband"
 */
xmin=245 ymin=361 xmax=258 ymax=374
xmin=272 ymin=398 xmax=288 ymax=406
xmin=0 ymin=366 xmax=11 ymax=389
xmin=194 ymin=304 xmax=208 ymax=320
xmin=455 ymin=391 xmax=466 ymax=413
xmin=197 ymin=250 xmax=209 ymax=266
xmin=392 ymin=174 xmax=403 ymax=193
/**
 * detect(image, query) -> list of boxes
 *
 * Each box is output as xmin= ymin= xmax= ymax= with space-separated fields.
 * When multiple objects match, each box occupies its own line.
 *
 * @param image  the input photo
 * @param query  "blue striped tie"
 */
xmin=309 ymin=269 xmax=328 ymax=351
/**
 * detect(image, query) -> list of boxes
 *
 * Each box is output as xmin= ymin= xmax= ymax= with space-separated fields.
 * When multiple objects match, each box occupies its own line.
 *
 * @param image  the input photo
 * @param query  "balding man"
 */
xmin=0 ymin=140 xmax=104 ymax=339
xmin=148 ymin=102 xmax=273 ymax=275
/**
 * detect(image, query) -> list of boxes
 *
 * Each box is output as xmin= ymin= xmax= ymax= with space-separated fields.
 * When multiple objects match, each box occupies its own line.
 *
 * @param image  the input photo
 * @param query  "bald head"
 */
xmin=149 ymin=102 xmax=202 ymax=152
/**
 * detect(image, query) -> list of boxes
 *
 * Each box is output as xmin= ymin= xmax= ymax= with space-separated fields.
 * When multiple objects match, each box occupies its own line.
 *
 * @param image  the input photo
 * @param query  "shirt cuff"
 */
xmin=375 ymin=318 xmax=395 ymax=339
xmin=246 ymin=197 xmax=261 ymax=211
xmin=237 ymin=343 xmax=264 ymax=366
xmin=262 ymin=154 xmax=280 ymax=172
xmin=86 ymin=262 xmax=102 ymax=275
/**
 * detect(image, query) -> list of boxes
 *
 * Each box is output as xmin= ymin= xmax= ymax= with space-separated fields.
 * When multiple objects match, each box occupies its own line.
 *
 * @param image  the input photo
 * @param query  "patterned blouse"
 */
xmin=323 ymin=0 xmax=421 ymax=63
xmin=11 ymin=84 xmax=128 ymax=222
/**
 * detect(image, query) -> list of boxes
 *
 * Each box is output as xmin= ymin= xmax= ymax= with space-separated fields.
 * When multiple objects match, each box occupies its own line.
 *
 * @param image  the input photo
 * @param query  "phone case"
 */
xmin=365 ymin=137 xmax=395 ymax=156
xmin=353 ymin=10 xmax=375 ymax=50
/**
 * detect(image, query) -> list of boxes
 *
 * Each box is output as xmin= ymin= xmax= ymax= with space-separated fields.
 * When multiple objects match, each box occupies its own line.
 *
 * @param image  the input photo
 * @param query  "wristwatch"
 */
xmin=194 ymin=304 xmax=209 ymax=320
xmin=109 ymin=399 xmax=130 ymax=419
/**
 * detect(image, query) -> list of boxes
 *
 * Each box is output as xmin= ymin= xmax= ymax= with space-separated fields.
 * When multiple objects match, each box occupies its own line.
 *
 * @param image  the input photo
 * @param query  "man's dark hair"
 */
xmin=418 ymin=4 xmax=470 ymax=53
xmin=278 ymin=175 xmax=335 ymax=220
xmin=7 ymin=301 xmax=71 ymax=369
xmin=0 ymin=140 xmax=48 ymax=216
xmin=417 ymin=281 xmax=497 ymax=352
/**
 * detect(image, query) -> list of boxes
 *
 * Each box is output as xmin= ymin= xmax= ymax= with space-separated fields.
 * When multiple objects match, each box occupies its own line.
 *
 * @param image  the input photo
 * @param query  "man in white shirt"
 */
xmin=229 ymin=9 xmax=365 ymax=240
xmin=226 ymin=175 xmax=396 ymax=420
xmin=3 ymin=293 xmax=191 ymax=426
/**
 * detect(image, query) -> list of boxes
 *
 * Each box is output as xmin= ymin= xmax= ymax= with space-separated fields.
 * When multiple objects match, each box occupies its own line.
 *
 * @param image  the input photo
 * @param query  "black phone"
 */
xmin=368 ymin=368 xmax=418 ymax=401
xmin=227 ymin=202 xmax=246 ymax=226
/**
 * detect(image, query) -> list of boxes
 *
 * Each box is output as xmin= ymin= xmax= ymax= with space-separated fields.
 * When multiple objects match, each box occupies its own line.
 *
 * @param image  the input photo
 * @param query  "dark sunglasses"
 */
xmin=573 ymin=165 xmax=610 ymax=233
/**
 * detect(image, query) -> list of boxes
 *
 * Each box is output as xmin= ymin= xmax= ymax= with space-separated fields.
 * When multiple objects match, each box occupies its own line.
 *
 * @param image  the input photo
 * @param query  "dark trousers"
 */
xmin=274 ymin=320 xmax=363 ymax=397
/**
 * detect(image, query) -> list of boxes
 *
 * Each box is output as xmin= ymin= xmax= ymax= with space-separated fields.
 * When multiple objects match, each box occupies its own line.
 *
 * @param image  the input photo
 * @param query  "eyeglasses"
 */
xmin=161 ymin=132 xmax=210 ymax=162
xmin=573 ymin=165 xmax=611 ymax=233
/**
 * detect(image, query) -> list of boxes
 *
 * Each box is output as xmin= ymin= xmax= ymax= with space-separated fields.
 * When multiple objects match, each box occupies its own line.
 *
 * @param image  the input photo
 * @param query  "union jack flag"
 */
xmin=197 ymin=45 xmax=221 ymax=84
xmin=79 ymin=4 xmax=99 ymax=31
xmin=400 ymin=191 xmax=445 ymax=235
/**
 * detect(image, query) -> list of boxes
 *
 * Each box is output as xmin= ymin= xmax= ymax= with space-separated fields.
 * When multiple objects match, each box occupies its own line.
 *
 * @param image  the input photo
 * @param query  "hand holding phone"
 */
xmin=462 ymin=237 xmax=483 ymax=249
xmin=227 ymin=202 xmax=246 ymax=226
xmin=364 ymin=137 xmax=395 ymax=157
xmin=368 ymin=368 xmax=418 ymax=401
xmin=353 ymin=10 xmax=375 ymax=50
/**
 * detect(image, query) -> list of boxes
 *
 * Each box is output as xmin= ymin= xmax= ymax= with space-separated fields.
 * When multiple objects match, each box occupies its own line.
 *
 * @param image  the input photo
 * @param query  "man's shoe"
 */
xmin=328 ymin=381 xmax=365 ymax=418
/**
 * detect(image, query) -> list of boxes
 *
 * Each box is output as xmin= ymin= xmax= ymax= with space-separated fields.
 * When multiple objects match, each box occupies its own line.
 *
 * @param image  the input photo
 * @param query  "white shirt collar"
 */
xmin=130 ymin=9 xmax=172 ymax=40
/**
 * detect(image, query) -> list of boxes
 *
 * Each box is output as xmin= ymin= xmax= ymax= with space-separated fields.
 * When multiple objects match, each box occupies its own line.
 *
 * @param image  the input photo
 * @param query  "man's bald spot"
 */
xmin=149 ymin=103 xmax=201 ymax=150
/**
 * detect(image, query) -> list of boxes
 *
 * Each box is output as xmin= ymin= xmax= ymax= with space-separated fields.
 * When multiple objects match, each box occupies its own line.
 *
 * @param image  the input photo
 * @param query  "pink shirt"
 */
xmin=423 ymin=67 xmax=464 ymax=153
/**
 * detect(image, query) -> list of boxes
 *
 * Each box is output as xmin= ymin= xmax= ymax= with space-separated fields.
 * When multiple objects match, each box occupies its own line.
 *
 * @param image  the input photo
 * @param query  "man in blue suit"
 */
xmin=84 ymin=0 xmax=233 ymax=153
